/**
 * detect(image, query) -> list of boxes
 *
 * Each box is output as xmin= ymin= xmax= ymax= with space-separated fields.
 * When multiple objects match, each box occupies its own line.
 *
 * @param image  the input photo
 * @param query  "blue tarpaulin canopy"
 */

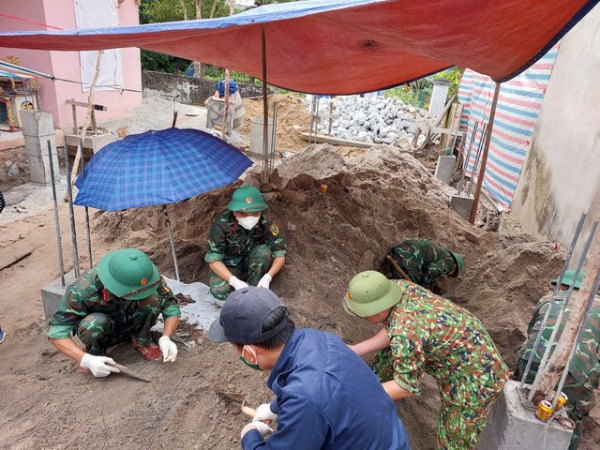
xmin=0 ymin=0 xmax=598 ymax=94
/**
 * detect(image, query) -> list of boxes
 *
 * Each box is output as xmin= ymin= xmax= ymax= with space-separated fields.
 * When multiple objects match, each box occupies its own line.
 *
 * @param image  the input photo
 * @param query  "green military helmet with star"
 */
xmin=227 ymin=186 xmax=268 ymax=212
xmin=97 ymin=248 xmax=160 ymax=300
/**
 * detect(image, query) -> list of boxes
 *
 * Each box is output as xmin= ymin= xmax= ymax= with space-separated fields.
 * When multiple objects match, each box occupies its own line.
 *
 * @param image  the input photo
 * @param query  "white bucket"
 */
xmin=249 ymin=116 xmax=275 ymax=158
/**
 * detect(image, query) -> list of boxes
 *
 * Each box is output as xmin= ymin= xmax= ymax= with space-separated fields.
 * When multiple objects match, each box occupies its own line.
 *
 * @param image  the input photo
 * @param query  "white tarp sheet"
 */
xmin=74 ymin=0 xmax=123 ymax=91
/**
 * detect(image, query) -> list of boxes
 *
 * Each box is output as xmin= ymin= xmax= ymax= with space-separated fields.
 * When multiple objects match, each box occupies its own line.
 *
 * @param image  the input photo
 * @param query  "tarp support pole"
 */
xmin=469 ymin=82 xmax=500 ymax=224
xmin=261 ymin=24 xmax=269 ymax=185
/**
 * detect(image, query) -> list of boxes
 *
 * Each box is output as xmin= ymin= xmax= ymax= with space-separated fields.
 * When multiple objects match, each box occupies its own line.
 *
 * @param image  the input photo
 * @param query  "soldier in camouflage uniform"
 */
xmin=515 ymin=270 xmax=599 ymax=450
xmin=47 ymin=248 xmax=181 ymax=377
xmin=344 ymin=271 xmax=509 ymax=450
xmin=386 ymin=238 xmax=463 ymax=288
xmin=205 ymin=186 xmax=287 ymax=300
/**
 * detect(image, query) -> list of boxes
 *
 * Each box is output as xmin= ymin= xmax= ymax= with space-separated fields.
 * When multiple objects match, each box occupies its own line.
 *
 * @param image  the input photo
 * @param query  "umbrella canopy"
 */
xmin=74 ymin=128 xmax=253 ymax=211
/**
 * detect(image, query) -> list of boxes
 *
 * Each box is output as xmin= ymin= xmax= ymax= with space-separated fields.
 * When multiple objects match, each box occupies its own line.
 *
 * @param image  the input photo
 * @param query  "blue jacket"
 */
xmin=242 ymin=328 xmax=410 ymax=450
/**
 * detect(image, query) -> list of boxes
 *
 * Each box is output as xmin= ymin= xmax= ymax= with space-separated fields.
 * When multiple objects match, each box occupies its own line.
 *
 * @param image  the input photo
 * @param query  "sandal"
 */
xmin=132 ymin=338 xmax=162 ymax=361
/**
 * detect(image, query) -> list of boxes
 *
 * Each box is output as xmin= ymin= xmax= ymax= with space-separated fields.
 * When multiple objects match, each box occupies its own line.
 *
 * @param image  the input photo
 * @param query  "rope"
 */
xmin=0 ymin=12 xmax=63 ymax=30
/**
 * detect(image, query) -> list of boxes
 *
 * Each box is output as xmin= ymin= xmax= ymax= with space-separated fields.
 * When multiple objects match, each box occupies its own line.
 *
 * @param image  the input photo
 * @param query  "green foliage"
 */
xmin=385 ymin=66 xmax=463 ymax=108
xmin=141 ymin=50 xmax=186 ymax=73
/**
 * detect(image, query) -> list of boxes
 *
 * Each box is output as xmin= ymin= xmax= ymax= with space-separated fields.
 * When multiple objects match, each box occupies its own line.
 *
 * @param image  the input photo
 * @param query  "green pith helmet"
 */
xmin=344 ymin=270 xmax=402 ymax=317
xmin=552 ymin=270 xmax=584 ymax=289
xmin=227 ymin=186 xmax=268 ymax=212
xmin=97 ymin=248 xmax=160 ymax=300
xmin=450 ymin=252 xmax=463 ymax=276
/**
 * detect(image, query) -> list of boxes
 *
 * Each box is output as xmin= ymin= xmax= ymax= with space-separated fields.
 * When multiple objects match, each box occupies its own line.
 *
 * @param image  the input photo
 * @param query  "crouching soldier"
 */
xmin=47 ymin=248 xmax=181 ymax=377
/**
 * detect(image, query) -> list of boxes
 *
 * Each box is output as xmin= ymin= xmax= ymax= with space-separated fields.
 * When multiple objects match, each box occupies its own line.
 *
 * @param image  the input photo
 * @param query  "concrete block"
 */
xmin=41 ymin=270 xmax=78 ymax=320
xmin=450 ymin=194 xmax=474 ymax=221
xmin=434 ymin=155 xmax=456 ymax=184
xmin=21 ymin=111 xmax=55 ymax=137
xmin=65 ymin=133 xmax=115 ymax=154
xmin=478 ymin=381 xmax=573 ymax=450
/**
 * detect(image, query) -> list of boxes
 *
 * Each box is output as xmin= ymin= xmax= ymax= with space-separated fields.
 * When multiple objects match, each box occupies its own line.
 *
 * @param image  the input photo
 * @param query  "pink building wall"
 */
xmin=0 ymin=0 xmax=142 ymax=129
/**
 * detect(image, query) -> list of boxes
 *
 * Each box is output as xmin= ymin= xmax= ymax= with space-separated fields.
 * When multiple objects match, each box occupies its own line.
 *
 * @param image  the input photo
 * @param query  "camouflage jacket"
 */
xmin=47 ymin=269 xmax=181 ymax=340
xmin=204 ymin=210 xmax=287 ymax=266
xmin=387 ymin=281 xmax=509 ymax=407
xmin=389 ymin=238 xmax=457 ymax=288
xmin=517 ymin=292 xmax=600 ymax=392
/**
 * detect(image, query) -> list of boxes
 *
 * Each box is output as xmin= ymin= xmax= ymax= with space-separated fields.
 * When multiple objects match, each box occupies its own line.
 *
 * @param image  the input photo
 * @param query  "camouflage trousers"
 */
xmin=76 ymin=296 xmax=161 ymax=355
xmin=373 ymin=348 xmax=506 ymax=450
xmin=209 ymin=244 xmax=273 ymax=301
xmin=516 ymin=358 xmax=594 ymax=450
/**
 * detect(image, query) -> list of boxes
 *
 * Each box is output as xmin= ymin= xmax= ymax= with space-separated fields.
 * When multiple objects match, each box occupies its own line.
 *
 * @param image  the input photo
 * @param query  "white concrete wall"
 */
xmin=511 ymin=5 xmax=600 ymax=255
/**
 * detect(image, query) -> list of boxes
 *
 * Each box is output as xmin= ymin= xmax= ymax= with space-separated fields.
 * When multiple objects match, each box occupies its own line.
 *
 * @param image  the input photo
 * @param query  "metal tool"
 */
xmin=216 ymin=390 xmax=257 ymax=418
xmin=386 ymin=255 xmax=411 ymax=281
xmin=112 ymin=363 xmax=151 ymax=383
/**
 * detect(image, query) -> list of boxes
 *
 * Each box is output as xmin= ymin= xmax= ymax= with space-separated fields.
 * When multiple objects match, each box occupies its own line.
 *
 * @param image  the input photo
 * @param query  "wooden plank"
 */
xmin=0 ymin=240 xmax=34 ymax=271
xmin=66 ymin=99 xmax=107 ymax=111
xmin=300 ymin=132 xmax=374 ymax=148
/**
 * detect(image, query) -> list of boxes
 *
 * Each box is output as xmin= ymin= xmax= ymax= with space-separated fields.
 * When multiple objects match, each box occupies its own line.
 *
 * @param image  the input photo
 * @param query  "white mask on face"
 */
xmin=237 ymin=215 xmax=260 ymax=230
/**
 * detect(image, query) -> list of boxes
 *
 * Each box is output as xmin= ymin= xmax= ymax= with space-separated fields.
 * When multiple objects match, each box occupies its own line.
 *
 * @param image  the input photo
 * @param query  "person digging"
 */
xmin=344 ymin=270 xmax=509 ymax=450
xmin=208 ymin=287 xmax=410 ymax=450
xmin=384 ymin=238 xmax=463 ymax=289
xmin=205 ymin=185 xmax=287 ymax=301
xmin=47 ymin=248 xmax=181 ymax=377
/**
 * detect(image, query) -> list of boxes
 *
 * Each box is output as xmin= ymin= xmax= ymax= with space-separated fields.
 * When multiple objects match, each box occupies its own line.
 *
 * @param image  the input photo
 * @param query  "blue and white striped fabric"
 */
xmin=457 ymin=45 xmax=559 ymax=210
xmin=74 ymin=128 xmax=253 ymax=211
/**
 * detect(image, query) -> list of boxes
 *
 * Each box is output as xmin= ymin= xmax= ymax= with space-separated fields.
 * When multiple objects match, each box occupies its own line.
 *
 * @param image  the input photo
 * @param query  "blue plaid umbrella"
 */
xmin=74 ymin=127 xmax=253 ymax=280
xmin=74 ymin=127 xmax=252 ymax=211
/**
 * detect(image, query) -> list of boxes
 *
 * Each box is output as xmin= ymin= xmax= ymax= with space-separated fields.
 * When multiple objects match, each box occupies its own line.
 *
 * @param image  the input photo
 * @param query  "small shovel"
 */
xmin=216 ymin=390 xmax=256 ymax=418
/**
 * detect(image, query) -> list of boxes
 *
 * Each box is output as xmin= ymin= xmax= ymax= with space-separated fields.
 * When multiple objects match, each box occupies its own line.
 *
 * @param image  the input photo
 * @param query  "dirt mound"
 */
xmin=240 ymin=93 xmax=310 ymax=153
xmin=85 ymin=143 xmax=575 ymax=449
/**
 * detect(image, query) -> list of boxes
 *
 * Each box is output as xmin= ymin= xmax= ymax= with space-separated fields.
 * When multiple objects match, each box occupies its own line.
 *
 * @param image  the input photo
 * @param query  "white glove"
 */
xmin=158 ymin=336 xmax=178 ymax=363
xmin=241 ymin=421 xmax=273 ymax=439
xmin=80 ymin=353 xmax=120 ymax=378
xmin=229 ymin=276 xmax=249 ymax=291
xmin=253 ymin=403 xmax=278 ymax=422
xmin=257 ymin=274 xmax=272 ymax=289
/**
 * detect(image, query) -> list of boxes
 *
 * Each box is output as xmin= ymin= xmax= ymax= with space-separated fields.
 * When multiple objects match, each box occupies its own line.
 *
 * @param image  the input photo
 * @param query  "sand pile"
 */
xmin=87 ymin=142 xmax=575 ymax=449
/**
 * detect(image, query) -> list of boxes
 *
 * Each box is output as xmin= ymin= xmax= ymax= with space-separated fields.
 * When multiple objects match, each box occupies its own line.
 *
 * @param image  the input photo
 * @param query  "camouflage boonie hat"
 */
xmin=227 ymin=186 xmax=268 ymax=212
xmin=97 ymin=248 xmax=160 ymax=300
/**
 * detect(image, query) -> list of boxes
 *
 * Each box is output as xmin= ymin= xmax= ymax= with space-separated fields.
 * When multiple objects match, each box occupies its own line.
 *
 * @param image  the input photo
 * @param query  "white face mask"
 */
xmin=237 ymin=215 xmax=260 ymax=230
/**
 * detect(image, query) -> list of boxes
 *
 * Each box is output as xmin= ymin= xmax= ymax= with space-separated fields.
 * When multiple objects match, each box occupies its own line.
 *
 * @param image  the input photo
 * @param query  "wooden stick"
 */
xmin=112 ymin=363 xmax=151 ymax=383
xmin=386 ymin=255 xmax=411 ymax=281
xmin=64 ymin=49 xmax=104 ymax=202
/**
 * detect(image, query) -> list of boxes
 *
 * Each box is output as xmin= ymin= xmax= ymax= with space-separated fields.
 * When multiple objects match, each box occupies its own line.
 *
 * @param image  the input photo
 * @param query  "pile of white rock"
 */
xmin=306 ymin=94 xmax=435 ymax=149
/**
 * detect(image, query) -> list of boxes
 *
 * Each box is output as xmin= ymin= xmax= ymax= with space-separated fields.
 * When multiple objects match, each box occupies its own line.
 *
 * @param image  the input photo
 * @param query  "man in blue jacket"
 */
xmin=209 ymin=287 xmax=410 ymax=450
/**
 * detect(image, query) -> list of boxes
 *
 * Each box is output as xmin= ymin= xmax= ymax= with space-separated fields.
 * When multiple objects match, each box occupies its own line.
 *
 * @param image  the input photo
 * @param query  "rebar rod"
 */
xmin=64 ymin=146 xmax=80 ymax=278
xmin=270 ymin=101 xmax=278 ymax=173
xmin=47 ymin=140 xmax=65 ymax=286
xmin=77 ymin=140 xmax=93 ymax=269
xmin=520 ymin=213 xmax=586 ymax=389
xmin=551 ymin=268 xmax=600 ymax=410
xmin=528 ymin=221 xmax=597 ymax=400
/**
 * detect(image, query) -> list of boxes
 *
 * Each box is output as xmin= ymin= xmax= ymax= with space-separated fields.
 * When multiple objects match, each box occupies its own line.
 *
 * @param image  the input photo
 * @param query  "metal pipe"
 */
xmin=261 ymin=25 xmax=269 ymax=184
xmin=467 ymin=123 xmax=488 ymax=197
xmin=457 ymin=121 xmax=478 ymax=196
xmin=63 ymin=146 xmax=80 ymax=278
xmin=47 ymin=140 xmax=65 ymax=286
xmin=528 ymin=221 xmax=597 ymax=400
xmin=551 ymin=268 xmax=600 ymax=410
xmin=77 ymin=139 xmax=93 ymax=269
xmin=520 ymin=213 xmax=586 ymax=390
xmin=162 ymin=205 xmax=180 ymax=281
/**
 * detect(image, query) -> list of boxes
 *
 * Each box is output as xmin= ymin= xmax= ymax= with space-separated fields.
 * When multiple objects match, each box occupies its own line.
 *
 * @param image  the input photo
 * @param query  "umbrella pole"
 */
xmin=162 ymin=205 xmax=180 ymax=281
